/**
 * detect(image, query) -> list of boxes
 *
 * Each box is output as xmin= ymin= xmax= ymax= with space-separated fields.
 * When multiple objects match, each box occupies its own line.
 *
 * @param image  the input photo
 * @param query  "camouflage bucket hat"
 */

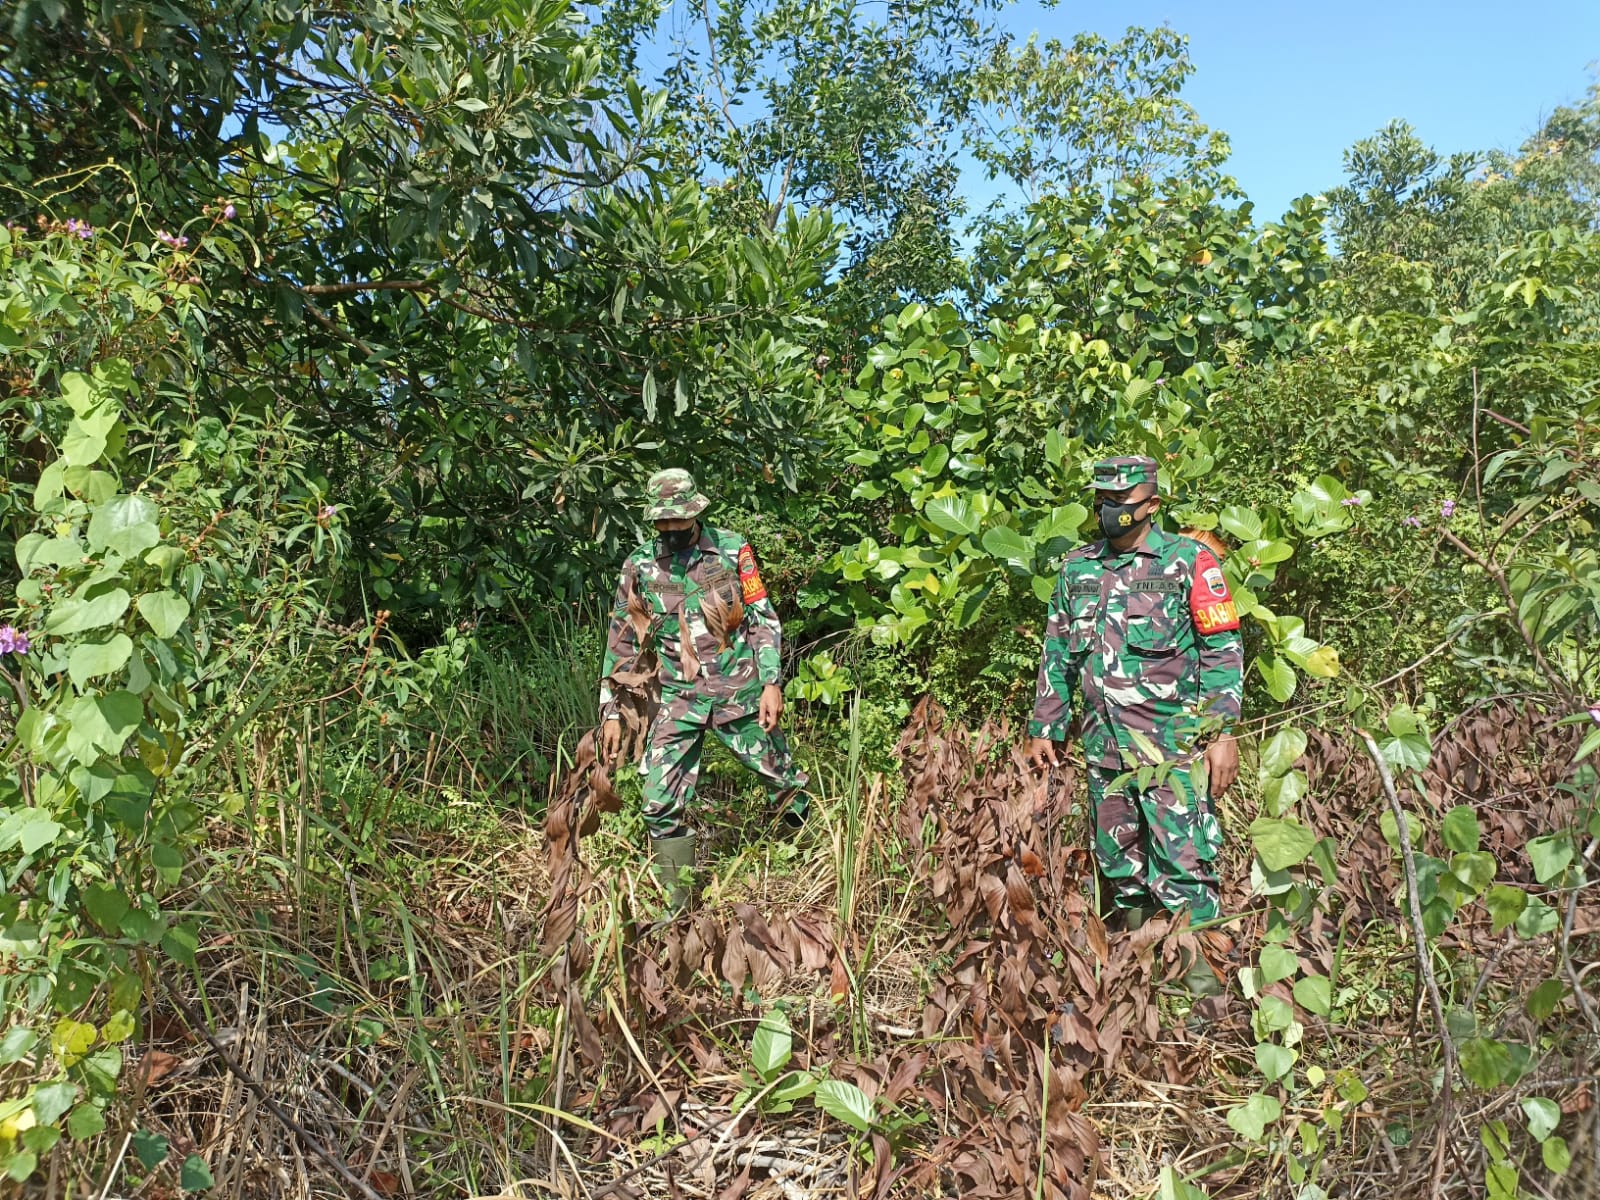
xmin=644 ymin=468 xmax=711 ymax=521
xmin=1090 ymin=455 xmax=1160 ymax=491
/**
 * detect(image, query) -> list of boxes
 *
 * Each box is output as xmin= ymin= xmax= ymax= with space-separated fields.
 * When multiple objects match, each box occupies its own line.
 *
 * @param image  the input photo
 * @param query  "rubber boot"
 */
xmin=1180 ymin=945 xmax=1224 ymax=997
xmin=1120 ymin=903 xmax=1158 ymax=932
xmin=650 ymin=832 xmax=697 ymax=912
xmin=775 ymin=790 xmax=811 ymax=837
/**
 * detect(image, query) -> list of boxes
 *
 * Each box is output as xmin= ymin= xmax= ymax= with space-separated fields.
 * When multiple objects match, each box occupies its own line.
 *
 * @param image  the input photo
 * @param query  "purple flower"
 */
xmin=155 ymin=230 xmax=189 ymax=249
xmin=64 ymin=218 xmax=93 ymax=240
xmin=1403 ymin=516 xmax=1422 ymax=528
xmin=1589 ymin=705 xmax=1600 ymax=726
xmin=222 ymin=203 xmax=237 ymax=220
xmin=1340 ymin=496 xmax=1362 ymax=507
xmin=317 ymin=504 xmax=338 ymax=522
xmin=0 ymin=625 xmax=31 ymax=656
xmin=1441 ymin=499 xmax=1457 ymax=519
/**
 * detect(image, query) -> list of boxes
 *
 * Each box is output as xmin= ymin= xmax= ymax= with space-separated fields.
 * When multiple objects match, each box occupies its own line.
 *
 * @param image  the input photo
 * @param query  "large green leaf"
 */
xmin=1255 ymin=654 xmax=1296 ymax=702
xmin=1527 ymin=833 xmax=1573 ymax=884
xmin=924 ymin=495 xmax=980 ymax=537
xmin=1225 ymin=1091 xmax=1281 ymax=1141
xmin=1440 ymin=806 xmax=1480 ymax=853
xmin=87 ymin=495 xmax=160 ymax=558
xmin=136 ymin=591 xmax=191 ymax=640
xmin=1259 ymin=728 xmax=1307 ymax=778
xmin=1249 ymin=816 xmax=1317 ymax=871
xmin=45 ymin=588 xmax=131 ymax=636
xmin=68 ymin=634 xmax=133 ymax=689
xmin=751 ymin=1010 xmax=792 ymax=1081
xmin=813 ymin=1079 xmax=874 ymax=1132
xmin=979 ymin=525 xmax=1032 ymax=572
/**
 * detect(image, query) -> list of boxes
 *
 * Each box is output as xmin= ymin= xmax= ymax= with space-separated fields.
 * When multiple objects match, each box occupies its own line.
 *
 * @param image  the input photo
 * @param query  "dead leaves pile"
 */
xmin=540 ymin=697 xmax=1247 ymax=1199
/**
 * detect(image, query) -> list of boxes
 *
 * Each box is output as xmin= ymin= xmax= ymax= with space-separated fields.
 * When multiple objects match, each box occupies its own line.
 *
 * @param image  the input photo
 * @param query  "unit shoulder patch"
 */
xmin=1188 ymin=548 xmax=1239 ymax=633
xmin=737 ymin=543 xmax=768 ymax=603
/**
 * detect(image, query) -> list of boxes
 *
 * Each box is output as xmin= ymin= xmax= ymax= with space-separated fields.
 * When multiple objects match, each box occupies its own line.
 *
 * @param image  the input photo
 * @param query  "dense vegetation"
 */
xmin=1 ymin=2 xmax=1597 ymax=1197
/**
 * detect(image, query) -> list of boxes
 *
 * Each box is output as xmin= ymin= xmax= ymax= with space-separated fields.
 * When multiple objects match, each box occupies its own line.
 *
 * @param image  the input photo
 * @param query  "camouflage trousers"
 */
xmin=1087 ymin=759 xmax=1222 ymax=923
xmin=639 ymin=701 xmax=809 ymax=838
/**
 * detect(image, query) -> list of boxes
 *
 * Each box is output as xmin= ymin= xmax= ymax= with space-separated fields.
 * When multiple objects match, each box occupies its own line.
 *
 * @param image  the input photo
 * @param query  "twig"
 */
xmin=161 ymin=981 xmax=388 ymax=1200
xmin=1357 ymin=730 xmax=1456 ymax=1200
xmin=1558 ymin=837 xmax=1600 ymax=1032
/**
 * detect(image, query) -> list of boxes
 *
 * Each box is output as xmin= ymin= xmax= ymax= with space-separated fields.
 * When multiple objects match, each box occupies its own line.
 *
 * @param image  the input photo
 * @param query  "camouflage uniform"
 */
xmin=600 ymin=471 xmax=808 ymax=839
xmin=1030 ymin=457 xmax=1244 ymax=922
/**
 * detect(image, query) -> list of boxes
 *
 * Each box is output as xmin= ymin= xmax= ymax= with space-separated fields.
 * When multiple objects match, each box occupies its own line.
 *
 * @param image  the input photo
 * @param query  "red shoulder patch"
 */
xmin=1189 ymin=547 xmax=1239 ymax=633
xmin=738 ymin=544 xmax=767 ymax=603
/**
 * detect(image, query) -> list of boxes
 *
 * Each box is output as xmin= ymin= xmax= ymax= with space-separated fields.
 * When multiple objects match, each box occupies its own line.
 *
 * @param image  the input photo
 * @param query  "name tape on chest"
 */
xmin=1128 ymin=578 xmax=1184 ymax=594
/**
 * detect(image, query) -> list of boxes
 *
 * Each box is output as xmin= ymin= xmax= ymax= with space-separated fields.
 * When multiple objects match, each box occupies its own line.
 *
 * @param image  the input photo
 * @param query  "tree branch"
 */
xmin=1357 ymin=729 xmax=1456 ymax=1200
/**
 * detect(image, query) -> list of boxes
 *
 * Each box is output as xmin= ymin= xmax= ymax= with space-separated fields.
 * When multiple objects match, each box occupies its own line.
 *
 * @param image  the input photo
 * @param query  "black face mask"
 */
xmin=660 ymin=525 xmax=699 ymax=554
xmin=1098 ymin=499 xmax=1150 ymax=540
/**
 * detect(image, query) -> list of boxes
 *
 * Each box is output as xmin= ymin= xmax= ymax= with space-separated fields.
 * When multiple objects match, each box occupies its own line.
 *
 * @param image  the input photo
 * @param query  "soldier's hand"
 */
xmin=1204 ymin=733 xmax=1240 ymax=798
xmin=1025 ymin=737 xmax=1060 ymax=773
xmin=758 ymin=684 xmax=784 ymax=733
xmin=599 ymin=718 xmax=623 ymax=764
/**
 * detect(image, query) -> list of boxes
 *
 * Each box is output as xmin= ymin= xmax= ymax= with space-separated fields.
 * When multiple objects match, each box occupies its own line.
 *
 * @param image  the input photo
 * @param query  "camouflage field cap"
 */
xmin=1090 ymin=455 xmax=1160 ymax=491
xmin=644 ymin=468 xmax=711 ymax=521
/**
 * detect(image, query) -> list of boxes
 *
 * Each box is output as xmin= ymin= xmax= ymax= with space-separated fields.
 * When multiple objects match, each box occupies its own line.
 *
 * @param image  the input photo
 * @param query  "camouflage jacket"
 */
xmin=1029 ymin=525 xmax=1244 ymax=768
xmin=599 ymin=526 xmax=782 ymax=726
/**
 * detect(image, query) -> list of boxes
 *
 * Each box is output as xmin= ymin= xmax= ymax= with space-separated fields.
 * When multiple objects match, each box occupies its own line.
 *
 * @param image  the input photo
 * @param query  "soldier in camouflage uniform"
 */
xmin=599 ymin=469 xmax=810 ymax=906
xmin=1026 ymin=456 xmax=1243 ymax=991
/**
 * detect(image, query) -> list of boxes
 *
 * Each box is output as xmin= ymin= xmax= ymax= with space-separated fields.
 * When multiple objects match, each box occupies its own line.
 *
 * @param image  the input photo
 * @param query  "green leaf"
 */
xmin=1249 ymin=816 xmax=1317 ymax=871
xmin=32 ymin=1080 xmax=77 ymax=1125
xmin=68 ymin=633 xmax=133 ymax=689
xmin=6 ymin=1151 xmax=37 ymax=1182
xmin=45 ymin=587 xmax=131 ymax=635
xmin=1440 ymin=806 xmax=1480 ymax=853
xmin=1527 ymin=833 xmax=1573 ymax=884
xmin=1459 ymin=1037 xmax=1513 ymax=1089
xmin=1217 ymin=505 xmax=1263 ymax=542
xmin=1262 ymin=769 xmax=1307 ymax=817
xmin=813 ymin=1079 xmax=874 ymax=1133
xmin=1259 ymin=728 xmax=1307 ymax=779
xmin=136 ymin=590 xmax=191 ymax=640
xmin=180 ymin=1154 xmax=215 ymax=1191
xmin=1526 ymin=978 xmax=1564 ymax=1020
xmin=1225 ymin=1091 xmax=1281 ymax=1141
xmin=1254 ymin=993 xmax=1294 ymax=1034
xmin=979 ymin=525 xmax=1032 ymax=572
xmin=66 ymin=1102 xmax=106 ymax=1140
xmin=81 ymin=884 xmax=130 ymax=933
xmin=65 ymin=691 xmax=144 ymax=760
xmin=1254 ymin=1042 xmax=1296 ymax=1082
xmin=1258 ymin=943 xmax=1297 ymax=985
xmin=0 ymin=809 xmax=64 ymax=855
xmin=924 ymin=495 xmax=980 ymax=537
xmin=1515 ymin=895 xmax=1559 ymax=938
xmin=750 ymin=1010 xmax=792 ymax=1081
xmin=1521 ymin=1096 xmax=1560 ymax=1143
xmin=60 ymin=371 xmax=99 ymax=416
xmin=1255 ymin=654 xmax=1296 ymax=702
xmin=132 ymin=1129 xmax=169 ymax=1169
xmin=1293 ymin=974 xmax=1332 ymax=1017
xmin=1542 ymin=1134 xmax=1571 ymax=1174
xmin=1484 ymin=885 xmax=1526 ymax=933
xmin=0 ymin=1028 xmax=38 ymax=1066
xmin=162 ymin=924 xmax=199 ymax=966
xmin=1449 ymin=851 xmax=1496 ymax=895
xmin=87 ymin=495 xmax=160 ymax=557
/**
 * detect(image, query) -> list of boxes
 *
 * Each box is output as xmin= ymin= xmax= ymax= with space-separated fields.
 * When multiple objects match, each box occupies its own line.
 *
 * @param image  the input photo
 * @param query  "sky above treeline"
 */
xmin=984 ymin=0 xmax=1600 ymax=221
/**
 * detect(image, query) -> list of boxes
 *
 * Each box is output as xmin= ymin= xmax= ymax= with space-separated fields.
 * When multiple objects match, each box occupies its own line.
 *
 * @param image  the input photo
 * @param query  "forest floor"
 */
xmin=122 ymin=700 xmax=1598 ymax=1200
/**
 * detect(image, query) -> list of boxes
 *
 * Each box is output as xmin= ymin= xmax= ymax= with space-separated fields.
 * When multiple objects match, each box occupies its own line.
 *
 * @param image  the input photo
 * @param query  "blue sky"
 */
xmin=988 ymin=1 xmax=1600 ymax=221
